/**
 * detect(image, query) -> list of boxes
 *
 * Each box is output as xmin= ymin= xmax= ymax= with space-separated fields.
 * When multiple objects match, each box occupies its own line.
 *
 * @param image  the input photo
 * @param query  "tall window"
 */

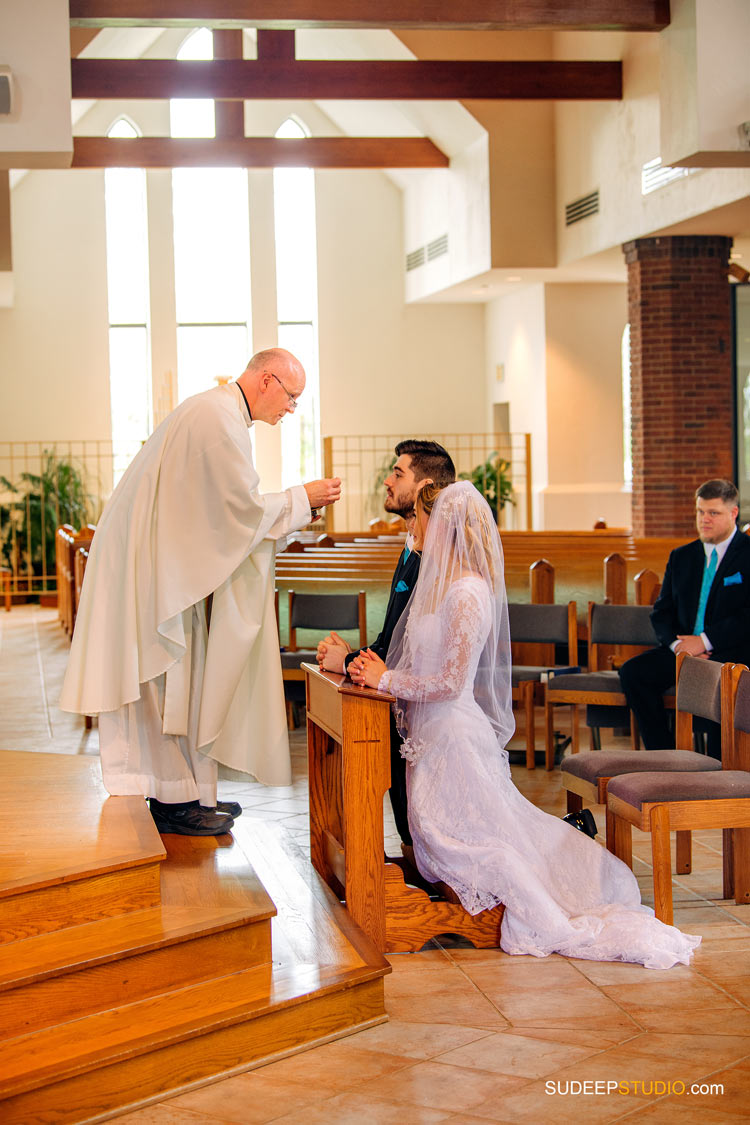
xmin=622 ymin=324 xmax=632 ymax=486
xmin=273 ymin=117 xmax=321 ymax=486
xmin=170 ymin=29 xmax=251 ymax=401
xmin=104 ymin=117 xmax=151 ymax=481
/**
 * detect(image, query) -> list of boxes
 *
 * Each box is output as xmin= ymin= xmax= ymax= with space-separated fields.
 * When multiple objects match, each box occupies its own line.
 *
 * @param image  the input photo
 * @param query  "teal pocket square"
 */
xmin=395 ymin=580 xmax=410 ymax=593
xmin=724 ymin=572 xmax=743 ymax=586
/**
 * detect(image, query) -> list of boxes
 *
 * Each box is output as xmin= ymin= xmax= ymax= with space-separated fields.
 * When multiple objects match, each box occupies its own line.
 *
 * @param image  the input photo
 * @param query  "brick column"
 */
xmin=623 ymin=235 xmax=733 ymax=537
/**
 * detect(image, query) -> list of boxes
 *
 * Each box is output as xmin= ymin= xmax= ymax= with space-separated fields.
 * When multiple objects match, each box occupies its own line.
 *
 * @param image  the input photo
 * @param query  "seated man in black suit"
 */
xmin=316 ymin=439 xmax=456 ymax=845
xmin=620 ymin=479 xmax=750 ymax=759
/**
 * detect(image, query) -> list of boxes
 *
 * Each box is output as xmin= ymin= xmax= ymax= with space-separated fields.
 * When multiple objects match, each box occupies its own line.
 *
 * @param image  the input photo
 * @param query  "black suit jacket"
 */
xmin=344 ymin=546 xmax=420 ymax=670
xmin=651 ymin=530 xmax=750 ymax=663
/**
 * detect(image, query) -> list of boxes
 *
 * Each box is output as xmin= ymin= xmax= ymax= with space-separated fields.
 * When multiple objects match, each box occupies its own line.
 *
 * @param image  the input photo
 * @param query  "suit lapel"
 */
xmin=706 ymin=529 xmax=741 ymax=614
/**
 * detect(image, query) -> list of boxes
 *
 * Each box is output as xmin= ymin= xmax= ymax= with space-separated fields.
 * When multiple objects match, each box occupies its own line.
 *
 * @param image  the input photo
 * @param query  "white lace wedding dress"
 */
xmin=379 ymin=576 xmax=700 ymax=969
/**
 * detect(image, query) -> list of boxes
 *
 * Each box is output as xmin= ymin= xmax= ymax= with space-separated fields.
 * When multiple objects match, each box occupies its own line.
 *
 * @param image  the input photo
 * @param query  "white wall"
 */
xmin=555 ymin=31 xmax=750 ymax=264
xmin=0 ymin=169 xmax=110 ymax=443
xmin=0 ymin=0 xmax=72 ymax=169
xmin=485 ymin=285 xmax=548 ymax=527
xmin=543 ymin=283 xmax=630 ymax=529
xmin=316 ymin=168 xmax=486 ymax=437
xmin=485 ymin=282 xmax=629 ymax=530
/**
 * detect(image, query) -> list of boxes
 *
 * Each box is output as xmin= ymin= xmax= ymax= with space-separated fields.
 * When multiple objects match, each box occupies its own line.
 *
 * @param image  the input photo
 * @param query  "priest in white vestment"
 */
xmin=60 ymin=349 xmax=341 ymax=835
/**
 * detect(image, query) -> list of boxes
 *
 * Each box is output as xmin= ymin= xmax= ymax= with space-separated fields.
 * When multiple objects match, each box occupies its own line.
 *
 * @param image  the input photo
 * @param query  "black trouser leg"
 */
xmin=619 ymin=646 xmax=677 ymax=750
xmin=389 ymin=712 xmax=412 ymax=846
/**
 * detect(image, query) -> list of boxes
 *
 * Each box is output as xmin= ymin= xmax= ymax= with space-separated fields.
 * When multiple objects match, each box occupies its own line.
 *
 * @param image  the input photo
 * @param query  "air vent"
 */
xmin=641 ymin=157 xmax=689 ymax=195
xmin=565 ymin=190 xmax=599 ymax=226
xmin=406 ymin=247 xmax=425 ymax=272
xmin=427 ymin=233 xmax=448 ymax=261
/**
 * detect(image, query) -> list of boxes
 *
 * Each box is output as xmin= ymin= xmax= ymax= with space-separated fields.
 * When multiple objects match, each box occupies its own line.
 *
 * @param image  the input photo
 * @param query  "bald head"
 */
xmin=237 ymin=348 xmax=306 ymax=425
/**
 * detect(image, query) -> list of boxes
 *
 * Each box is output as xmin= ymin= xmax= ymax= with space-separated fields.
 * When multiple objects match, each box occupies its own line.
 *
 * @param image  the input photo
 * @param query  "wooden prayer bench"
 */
xmin=1 ymin=567 xmax=11 ymax=613
xmin=304 ymin=662 xmax=504 ymax=952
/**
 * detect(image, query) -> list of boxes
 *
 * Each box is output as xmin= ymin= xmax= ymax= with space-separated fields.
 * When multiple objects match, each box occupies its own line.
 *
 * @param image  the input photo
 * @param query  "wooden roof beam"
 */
xmin=69 ymin=1 xmax=670 ymax=33
xmin=71 ymin=59 xmax=622 ymax=101
xmin=71 ymin=136 xmax=450 ymax=168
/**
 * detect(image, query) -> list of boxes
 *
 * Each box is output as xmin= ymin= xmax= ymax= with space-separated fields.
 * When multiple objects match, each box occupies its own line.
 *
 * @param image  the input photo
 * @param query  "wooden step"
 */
xmin=0 ymin=903 xmax=273 ymax=1039
xmin=0 ymin=751 xmax=165 ymax=941
xmin=0 ymin=807 xmax=389 ymax=1124
xmin=0 ymin=967 xmax=386 ymax=1125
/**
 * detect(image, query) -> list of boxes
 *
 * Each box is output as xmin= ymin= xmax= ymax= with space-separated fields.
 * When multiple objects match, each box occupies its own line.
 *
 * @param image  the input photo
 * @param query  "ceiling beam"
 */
xmin=68 ymin=1 xmax=670 ymax=32
xmin=71 ymin=136 xmax=450 ymax=168
xmin=71 ymin=59 xmax=622 ymax=100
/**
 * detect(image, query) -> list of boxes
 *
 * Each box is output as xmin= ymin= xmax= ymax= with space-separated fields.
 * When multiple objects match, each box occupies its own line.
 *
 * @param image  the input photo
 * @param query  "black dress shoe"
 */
xmin=562 ymin=808 xmax=598 ymax=839
xmin=149 ymin=799 xmax=234 ymax=837
xmin=211 ymin=799 xmax=242 ymax=818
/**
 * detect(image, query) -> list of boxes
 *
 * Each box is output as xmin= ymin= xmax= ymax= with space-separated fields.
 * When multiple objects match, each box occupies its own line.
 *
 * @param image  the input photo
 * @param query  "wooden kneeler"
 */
xmin=304 ymin=662 xmax=504 ymax=953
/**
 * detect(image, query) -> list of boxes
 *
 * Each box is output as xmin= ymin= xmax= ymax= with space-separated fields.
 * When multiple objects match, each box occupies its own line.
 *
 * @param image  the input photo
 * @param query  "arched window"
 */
xmin=103 ymin=116 xmax=151 ymax=481
xmin=170 ymin=29 xmax=251 ymax=401
xmin=622 ymin=324 xmax=632 ymax=486
xmin=273 ymin=117 xmax=320 ymax=485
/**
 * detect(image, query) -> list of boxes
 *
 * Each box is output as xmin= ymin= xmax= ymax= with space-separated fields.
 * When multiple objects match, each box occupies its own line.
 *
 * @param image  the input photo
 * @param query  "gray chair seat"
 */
xmin=608 ymin=769 xmax=750 ymax=809
xmin=281 ymin=650 xmax=315 ymax=671
xmin=562 ymin=749 xmax=721 ymax=785
xmin=549 ymin=671 xmax=619 ymax=693
xmin=512 ymin=665 xmax=579 ymax=687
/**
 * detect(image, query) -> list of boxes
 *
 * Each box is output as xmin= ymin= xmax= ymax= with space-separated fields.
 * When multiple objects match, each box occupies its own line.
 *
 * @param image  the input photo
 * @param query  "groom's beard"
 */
xmin=384 ymin=497 xmax=414 ymax=519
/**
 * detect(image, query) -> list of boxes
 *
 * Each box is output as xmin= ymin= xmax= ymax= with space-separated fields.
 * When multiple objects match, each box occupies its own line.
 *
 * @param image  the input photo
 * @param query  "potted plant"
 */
xmin=0 ymin=450 xmax=91 ymax=592
xmin=460 ymin=453 xmax=514 ymax=522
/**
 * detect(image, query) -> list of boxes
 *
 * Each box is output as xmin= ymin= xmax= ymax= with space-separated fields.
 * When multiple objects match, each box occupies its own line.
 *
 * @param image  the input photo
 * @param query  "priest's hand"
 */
xmin=304 ymin=478 xmax=342 ymax=510
xmin=317 ymin=631 xmax=351 ymax=673
xmin=349 ymin=648 xmax=387 ymax=690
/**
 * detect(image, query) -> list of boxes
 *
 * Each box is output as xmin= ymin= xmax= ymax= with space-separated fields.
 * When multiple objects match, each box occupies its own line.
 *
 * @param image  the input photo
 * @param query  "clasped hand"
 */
xmin=348 ymin=648 xmax=387 ymax=690
xmin=674 ymin=634 xmax=709 ymax=657
xmin=316 ymin=631 xmax=351 ymax=673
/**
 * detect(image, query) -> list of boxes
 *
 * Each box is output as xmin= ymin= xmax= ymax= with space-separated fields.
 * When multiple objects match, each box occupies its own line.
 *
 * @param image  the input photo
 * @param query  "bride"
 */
xmin=350 ymin=480 xmax=700 ymax=969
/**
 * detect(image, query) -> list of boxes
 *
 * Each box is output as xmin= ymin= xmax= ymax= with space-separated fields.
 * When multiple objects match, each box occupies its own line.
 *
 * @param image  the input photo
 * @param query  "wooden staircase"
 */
xmin=0 ymin=751 xmax=389 ymax=1124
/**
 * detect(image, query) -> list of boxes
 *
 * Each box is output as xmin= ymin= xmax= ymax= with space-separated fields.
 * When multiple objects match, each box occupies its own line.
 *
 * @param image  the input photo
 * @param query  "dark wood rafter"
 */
xmin=213 ymin=28 xmax=244 ymax=138
xmin=71 ymin=136 xmax=450 ymax=168
xmin=68 ymin=1 xmax=671 ymax=32
xmin=71 ymin=58 xmax=622 ymax=100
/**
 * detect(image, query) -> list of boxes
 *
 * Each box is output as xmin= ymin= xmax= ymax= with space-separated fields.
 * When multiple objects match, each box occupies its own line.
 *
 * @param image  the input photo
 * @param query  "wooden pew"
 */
xmin=55 ymin=524 xmax=76 ymax=631
xmin=1 ymin=567 xmax=11 ymax=613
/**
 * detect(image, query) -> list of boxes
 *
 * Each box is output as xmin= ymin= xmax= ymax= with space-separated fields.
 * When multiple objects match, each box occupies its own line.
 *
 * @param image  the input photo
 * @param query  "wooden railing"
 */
xmin=322 ymin=431 xmax=532 ymax=534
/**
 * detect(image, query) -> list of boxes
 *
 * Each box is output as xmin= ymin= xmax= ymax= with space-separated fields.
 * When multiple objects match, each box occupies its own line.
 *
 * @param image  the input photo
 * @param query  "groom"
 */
xmin=316 ymin=439 xmax=456 ymax=846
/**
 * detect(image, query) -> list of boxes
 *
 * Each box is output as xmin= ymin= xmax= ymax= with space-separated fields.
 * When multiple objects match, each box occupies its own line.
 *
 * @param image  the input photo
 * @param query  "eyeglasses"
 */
xmin=267 ymin=371 xmax=300 ymax=411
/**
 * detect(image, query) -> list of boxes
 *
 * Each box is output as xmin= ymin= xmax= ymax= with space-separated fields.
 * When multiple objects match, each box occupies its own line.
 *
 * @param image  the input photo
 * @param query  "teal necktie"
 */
xmin=693 ymin=547 xmax=718 ymax=635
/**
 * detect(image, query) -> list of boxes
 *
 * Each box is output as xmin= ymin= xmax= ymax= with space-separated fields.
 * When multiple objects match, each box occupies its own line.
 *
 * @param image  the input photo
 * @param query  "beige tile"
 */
xmin=165 ymin=1072 xmax=341 ymax=1122
xmin=600 ymin=976 xmax=740 ymax=1015
xmin=507 ymin=1025 xmax=640 ymax=1050
xmin=249 ymin=1038 xmax=414 ymax=1090
xmin=621 ymin=1031 xmax=750 ymax=1067
xmin=435 ymin=1030 xmax=603 ymax=1080
xmin=344 ymin=1019 xmax=495 ymax=1060
xmin=268 ymin=1090 xmax=452 ymax=1123
xmin=623 ymin=1105 xmax=747 ymax=1124
xmin=115 ymin=1106 xmax=230 ymax=1125
xmin=384 ymin=977 xmax=509 ymax=1029
xmin=572 ymin=960 xmax=699 ymax=987
xmin=468 ymin=1076 xmax=652 ymax=1123
xmin=360 ymin=1059 xmax=528 ymax=1113
xmin=628 ymin=1007 xmax=750 ymax=1035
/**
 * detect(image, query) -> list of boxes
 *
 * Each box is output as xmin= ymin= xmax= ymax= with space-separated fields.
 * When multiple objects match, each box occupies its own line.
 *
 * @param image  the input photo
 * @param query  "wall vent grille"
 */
xmin=427 ymin=233 xmax=449 ymax=261
xmin=406 ymin=246 xmax=426 ymax=271
xmin=641 ymin=157 xmax=690 ymax=195
xmin=565 ymin=189 xmax=599 ymax=226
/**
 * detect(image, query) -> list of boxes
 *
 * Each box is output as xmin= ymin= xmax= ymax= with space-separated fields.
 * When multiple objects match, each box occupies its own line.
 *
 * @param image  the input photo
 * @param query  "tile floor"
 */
xmin=4 ymin=605 xmax=750 ymax=1122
